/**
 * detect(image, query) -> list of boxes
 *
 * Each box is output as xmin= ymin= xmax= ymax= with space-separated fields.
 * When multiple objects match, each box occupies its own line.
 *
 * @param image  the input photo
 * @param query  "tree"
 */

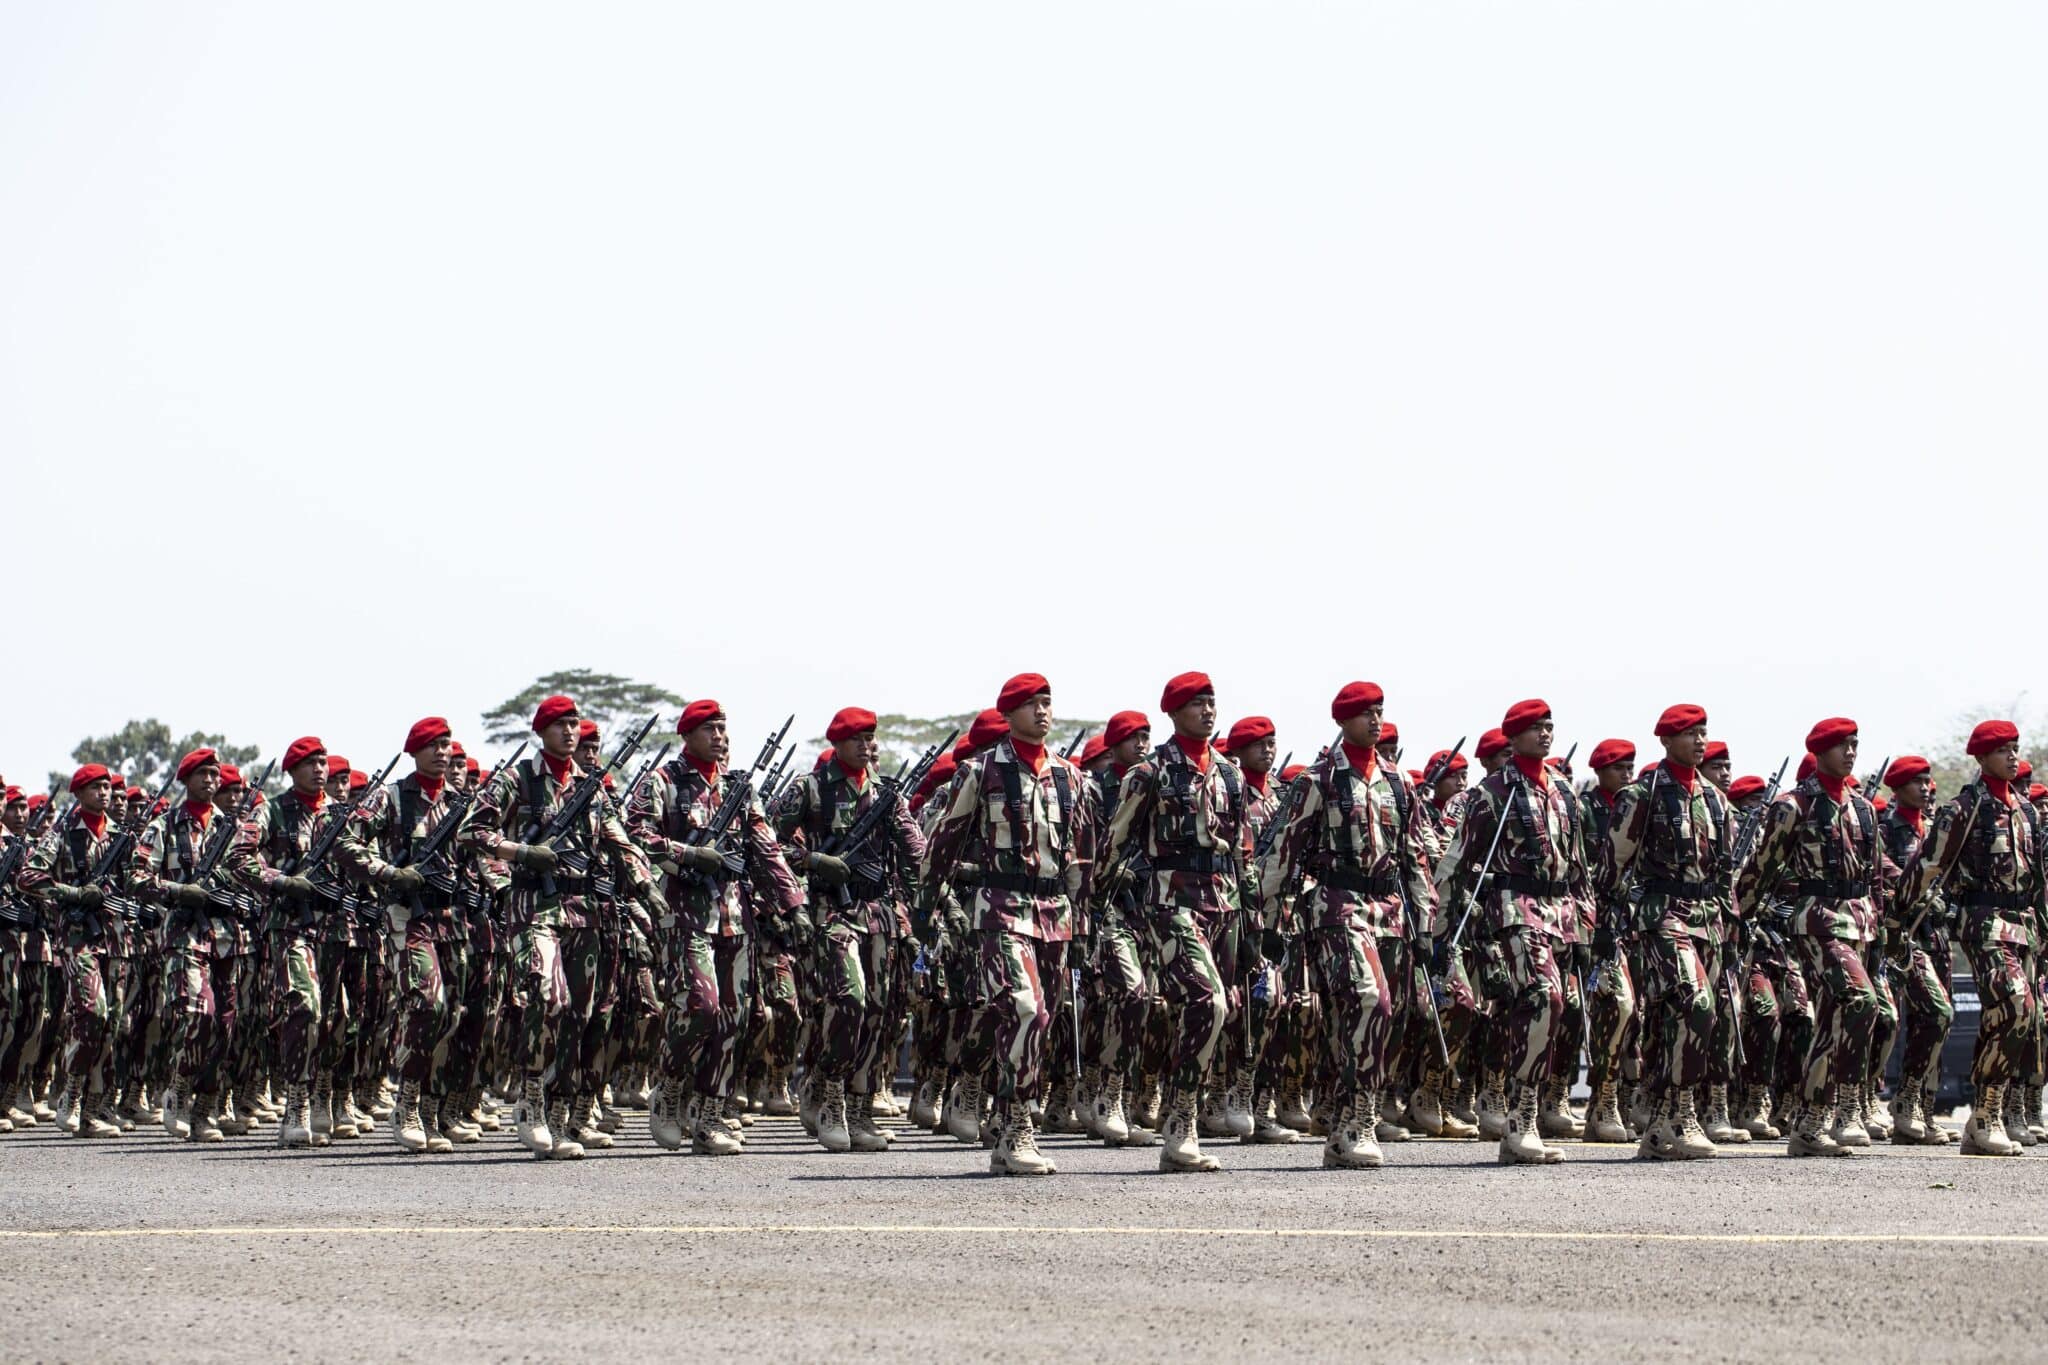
xmin=481 ymin=670 xmax=686 ymax=747
xmin=52 ymin=719 xmax=266 ymax=796
xmin=1920 ymin=699 xmax=2048 ymax=799
xmin=803 ymin=712 xmax=1106 ymax=772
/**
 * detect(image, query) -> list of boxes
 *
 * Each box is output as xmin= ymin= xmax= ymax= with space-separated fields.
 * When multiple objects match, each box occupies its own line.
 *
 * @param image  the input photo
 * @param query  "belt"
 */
xmin=1959 ymin=889 xmax=2032 ymax=911
xmin=1782 ymin=879 xmax=1869 ymax=901
xmin=1498 ymin=874 xmax=1570 ymax=897
xmin=975 ymin=871 xmax=1065 ymax=897
xmin=1642 ymin=878 xmax=1714 ymax=899
xmin=1152 ymin=851 xmax=1231 ymax=875
xmin=1321 ymin=866 xmax=1399 ymax=896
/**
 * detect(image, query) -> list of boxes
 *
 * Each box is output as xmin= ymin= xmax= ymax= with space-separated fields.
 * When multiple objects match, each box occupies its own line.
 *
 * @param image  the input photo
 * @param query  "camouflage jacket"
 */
xmin=132 ymin=801 xmax=239 ymax=957
xmin=1578 ymin=784 xmax=1626 ymax=937
xmin=769 ymin=760 xmax=925 ymax=937
xmin=1104 ymin=739 xmax=1251 ymax=921
xmin=460 ymin=755 xmax=654 ymax=932
xmin=1730 ymin=777 xmax=1897 ymax=943
xmin=1258 ymin=747 xmax=1436 ymax=936
xmin=1900 ymin=777 xmax=2044 ymax=949
xmin=21 ymin=809 xmax=132 ymax=948
xmin=0 ymin=827 xmax=51 ymax=959
xmin=1598 ymin=764 xmax=1736 ymax=940
xmin=1878 ymin=806 xmax=1949 ymax=945
xmin=921 ymin=737 xmax=1093 ymax=942
xmin=1432 ymin=765 xmax=1589 ymax=943
xmin=335 ymin=774 xmax=472 ymax=943
xmin=627 ymin=756 xmax=801 ymax=938
xmin=227 ymin=788 xmax=358 ymax=935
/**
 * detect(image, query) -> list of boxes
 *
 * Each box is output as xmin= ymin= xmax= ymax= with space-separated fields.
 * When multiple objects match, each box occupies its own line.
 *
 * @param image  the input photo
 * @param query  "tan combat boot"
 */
xmin=568 ymin=1093 xmax=610 ymax=1150
xmin=1702 ymin=1084 xmax=1747 ymax=1144
xmin=1406 ymin=1071 xmax=1450 ymax=1137
xmin=943 ymin=1076 xmax=984 ymax=1145
xmin=161 ymin=1080 xmax=191 ymax=1140
xmin=1276 ymin=1082 xmax=1313 ymax=1133
xmin=513 ymin=1076 xmax=554 ymax=1155
xmin=73 ymin=1089 xmax=119 ymax=1139
xmin=2004 ymin=1085 xmax=2038 ymax=1147
xmin=1159 ymin=1089 xmax=1221 ymax=1173
xmin=815 ymin=1078 xmax=853 ymax=1153
xmin=277 ymin=1083 xmax=313 ymax=1148
xmin=438 ymin=1093 xmax=480 ymax=1144
xmin=53 ymin=1082 xmax=80 ymax=1135
xmin=419 ymin=1095 xmax=453 ymax=1154
xmin=1538 ymin=1079 xmax=1583 ymax=1140
xmin=1961 ymin=1084 xmax=2018 ymax=1156
xmin=1198 ymin=1087 xmax=1233 ymax=1139
xmin=2027 ymin=1085 xmax=2048 ymax=1142
xmin=1499 ymin=1087 xmax=1561 ymax=1165
xmin=392 ymin=1080 xmax=429 ymax=1153
xmin=1249 ymin=1088 xmax=1299 ymax=1144
xmin=186 ymin=1092 xmax=225 ymax=1143
xmin=989 ymin=1105 xmax=1056 ymax=1176
xmin=1889 ymin=1088 xmax=1931 ymax=1144
xmin=848 ymin=1093 xmax=891 ymax=1152
xmin=870 ymin=1086 xmax=900 ymax=1119
xmin=1130 ymin=1075 xmax=1163 ymax=1132
xmin=1627 ymin=1084 xmax=1653 ymax=1136
xmin=762 ymin=1068 xmax=795 ymax=1117
xmin=796 ymin=1072 xmax=821 ymax=1136
xmin=649 ymin=1081 xmax=686 ymax=1150
xmin=1222 ymin=1069 xmax=1255 ymax=1139
xmin=1670 ymin=1089 xmax=1719 ymax=1158
xmin=1738 ymin=1085 xmax=1779 ymax=1140
xmin=1476 ymin=1075 xmax=1510 ymax=1141
xmin=217 ymin=1088 xmax=253 ymax=1137
xmin=1373 ymin=1088 xmax=1411 ymax=1144
xmin=1322 ymin=1093 xmax=1383 ymax=1169
xmin=1586 ymin=1079 xmax=1631 ymax=1143
xmin=910 ymin=1072 xmax=943 ymax=1131
xmin=689 ymin=1095 xmax=740 ymax=1156
xmin=1041 ymin=1079 xmax=1081 ymax=1134
xmin=1787 ymin=1091 xmax=1848 ymax=1157
xmin=1829 ymin=1089 xmax=1871 ymax=1148
xmin=1859 ymin=1084 xmax=1889 ymax=1141
xmin=310 ymin=1077 xmax=336 ymax=1143
xmin=1089 ymin=1070 xmax=1129 ymax=1144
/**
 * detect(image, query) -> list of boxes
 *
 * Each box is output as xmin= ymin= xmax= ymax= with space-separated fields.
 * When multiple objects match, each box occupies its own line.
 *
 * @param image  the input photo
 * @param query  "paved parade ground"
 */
xmin=4 ymin=1109 xmax=2045 ymax=1362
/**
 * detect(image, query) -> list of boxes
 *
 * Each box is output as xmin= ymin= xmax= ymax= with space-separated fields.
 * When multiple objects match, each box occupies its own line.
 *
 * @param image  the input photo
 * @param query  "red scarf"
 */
xmin=541 ymin=752 xmax=575 ymax=787
xmin=1173 ymin=734 xmax=1211 ymax=773
xmin=1011 ymin=739 xmax=1046 ymax=775
xmin=1512 ymin=755 xmax=1549 ymax=789
xmin=1340 ymin=742 xmax=1377 ymax=779
xmin=296 ymin=788 xmax=326 ymax=812
xmin=835 ymin=759 xmax=869 ymax=791
xmin=1595 ymin=787 xmax=1618 ymax=810
xmin=79 ymin=809 xmax=109 ymax=839
xmin=1245 ymin=770 xmax=1270 ymax=796
xmin=1899 ymin=803 xmax=1926 ymax=834
xmin=1816 ymin=772 xmax=1848 ymax=802
xmin=183 ymin=800 xmax=214 ymax=829
xmin=1985 ymin=775 xmax=2014 ymax=807
xmin=416 ymin=775 xmax=445 ymax=803
xmin=1665 ymin=762 xmax=1698 ymax=793
xmin=685 ymin=754 xmax=720 ymax=784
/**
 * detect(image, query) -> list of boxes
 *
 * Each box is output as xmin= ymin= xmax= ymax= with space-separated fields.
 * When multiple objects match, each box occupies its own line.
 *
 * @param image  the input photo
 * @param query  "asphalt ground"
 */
xmin=3 ymin=1104 xmax=2045 ymax=1363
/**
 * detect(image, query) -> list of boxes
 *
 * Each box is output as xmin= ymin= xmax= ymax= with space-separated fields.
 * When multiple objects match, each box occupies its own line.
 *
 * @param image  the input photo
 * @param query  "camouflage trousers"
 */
xmin=1253 ymin=938 xmax=1321 ymax=1096
xmin=1740 ymin=933 xmax=1799 ymax=1094
xmin=1085 ymin=915 xmax=1152 ymax=1074
xmin=1961 ymin=940 xmax=2043 ymax=1089
xmin=1892 ymin=935 xmax=1955 ymax=1096
xmin=391 ymin=933 xmax=454 ymax=1086
xmin=0 ymin=932 xmax=27 ymax=1092
xmin=1438 ymin=942 xmax=1485 ymax=1075
xmin=1128 ymin=904 xmax=1227 ymax=1094
xmin=1377 ymin=935 xmax=1440 ymax=1092
xmin=169 ymin=945 xmax=240 ymax=1094
xmin=747 ymin=941 xmax=801 ymax=1079
xmin=1582 ymin=946 xmax=1636 ymax=1091
xmin=1639 ymin=918 xmax=1717 ymax=1095
xmin=560 ymin=924 xmax=609 ymax=1097
xmin=230 ymin=950 xmax=269 ymax=1092
xmin=61 ymin=945 xmax=114 ymax=1096
xmin=1793 ymin=935 xmax=1879 ymax=1104
xmin=108 ymin=951 xmax=154 ymax=1093
xmin=971 ymin=929 xmax=1065 ymax=1103
xmin=1704 ymin=940 xmax=1745 ymax=1087
xmin=1481 ymin=928 xmax=1569 ymax=1087
xmin=347 ymin=945 xmax=391 ymax=1091
xmin=314 ymin=940 xmax=355 ymax=1080
xmin=1304 ymin=920 xmax=1392 ymax=1109
xmin=271 ymin=932 xmax=323 ymax=1085
xmin=813 ymin=924 xmax=898 ymax=1093
xmin=659 ymin=930 xmax=752 ymax=1100
xmin=1864 ymin=943 xmax=1900 ymax=1089
xmin=507 ymin=923 xmax=571 ymax=1084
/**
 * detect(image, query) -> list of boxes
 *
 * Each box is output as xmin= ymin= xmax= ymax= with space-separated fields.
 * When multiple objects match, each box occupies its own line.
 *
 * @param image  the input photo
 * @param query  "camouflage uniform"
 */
xmin=20 ymin=811 xmax=129 ymax=1124
xmin=1576 ymin=784 xmax=1639 ymax=1136
xmin=922 ymin=736 xmax=1093 ymax=1171
xmin=1079 ymin=763 xmax=1156 ymax=1140
xmin=1259 ymin=746 xmax=1436 ymax=1164
xmin=1732 ymin=776 xmax=1897 ymax=1153
xmin=1878 ymin=803 xmax=1955 ymax=1139
xmin=131 ymin=801 xmax=242 ymax=1122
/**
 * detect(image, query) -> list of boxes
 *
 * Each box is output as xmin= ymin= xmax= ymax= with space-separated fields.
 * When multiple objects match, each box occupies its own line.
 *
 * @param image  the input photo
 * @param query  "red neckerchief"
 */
xmin=1340 ymin=742 xmax=1377 ymax=780
xmin=1173 ymin=734 xmax=1211 ymax=773
xmin=1245 ymin=770 xmax=1270 ymax=796
xmin=1816 ymin=772 xmax=1848 ymax=802
xmin=834 ymin=759 xmax=869 ymax=791
xmin=541 ymin=752 xmax=575 ymax=788
xmin=79 ymin=809 xmax=109 ymax=839
xmin=296 ymin=788 xmax=326 ymax=812
xmin=685 ymin=754 xmax=720 ymax=785
xmin=1011 ymin=739 xmax=1046 ymax=775
xmin=416 ymin=775 xmax=445 ymax=803
xmin=183 ymin=800 xmax=214 ymax=830
xmin=1984 ymin=775 xmax=2014 ymax=807
xmin=1595 ymin=787 xmax=1619 ymax=810
xmin=1665 ymin=762 xmax=1698 ymax=793
xmin=1511 ymin=755 xmax=1549 ymax=789
xmin=1899 ymin=804 xmax=1926 ymax=834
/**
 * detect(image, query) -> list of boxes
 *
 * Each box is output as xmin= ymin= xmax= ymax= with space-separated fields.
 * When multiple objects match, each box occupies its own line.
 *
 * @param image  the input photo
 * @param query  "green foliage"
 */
xmin=1919 ymin=699 xmax=2048 ymax=799
xmin=481 ymin=670 xmax=685 ymax=746
xmin=52 ymin=719 xmax=265 ymax=797
xmin=804 ymin=713 xmax=1105 ymax=771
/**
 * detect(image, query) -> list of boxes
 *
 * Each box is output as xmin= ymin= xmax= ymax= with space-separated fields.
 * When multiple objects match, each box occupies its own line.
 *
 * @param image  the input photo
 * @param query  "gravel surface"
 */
xmin=3 ymin=1107 xmax=2043 ymax=1362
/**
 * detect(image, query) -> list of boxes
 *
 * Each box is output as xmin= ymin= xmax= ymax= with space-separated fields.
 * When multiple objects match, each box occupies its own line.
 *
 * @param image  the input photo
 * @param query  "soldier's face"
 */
xmin=325 ymin=772 xmax=350 ymax=802
xmin=1338 ymin=709 xmax=1383 ymax=749
xmin=127 ymin=792 xmax=150 ymax=819
xmin=1510 ymin=720 xmax=1554 ymax=759
xmin=1596 ymin=762 xmax=1630 ymax=794
xmin=834 ymin=734 xmax=877 ymax=771
xmin=1237 ymin=736 xmax=1276 ymax=775
xmin=1170 ymin=695 xmax=1216 ymax=739
xmin=214 ymin=785 xmax=241 ymax=812
xmin=77 ymin=779 xmax=112 ymax=813
xmin=1980 ymin=742 xmax=2021 ymax=782
xmin=1111 ymin=732 xmax=1150 ymax=767
xmin=1007 ymin=695 xmax=1052 ymax=745
xmin=1893 ymin=776 xmax=1927 ymax=810
xmin=1664 ymin=725 xmax=1708 ymax=768
xmin=186 ymin=766 xmax=221 ymax=805
xmin=289 ymin=756 xmax=326 ymax=797
xmin=685 ymin=718 xmax=728 ymax=767
xmin=539 ymin=716 xmax=580 ymax=760
xmin=1816 ymin=737 xmax=1858 ymax=780
xmin=1375 ymin=739 xmax=1399 ymax=763
xmin=414 ymin=737 xmax=452 ymax=781
xmin=576 ymin=736 xmax=601 ymax=769
xmin=2 ymin=802 xmax=24 ymax=833
xmin=1701 ymin=756 xmax=1731 ymax=790
xmin=1433 ymin=769 xmax=1467 ymax=801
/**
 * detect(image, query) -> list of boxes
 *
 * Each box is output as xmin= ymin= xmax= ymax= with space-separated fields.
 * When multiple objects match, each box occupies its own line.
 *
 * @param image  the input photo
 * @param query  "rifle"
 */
xmin=757 ymin=744 xmax=796 ymax=805
xmin=524 ymin=716 xmax=660 ymax=896
xmin=1421 ymin=737 xmax=1467 ymax=791
xmin=618 ymin=743 xmax=670 ymax=815
xmin=288 ymin=752 xmax=401 ymax=885
xmin=1859 ymin=755 xmax=1891 ymax=971
xmin=88 ymin=770 xmax=178 ymax=889
xmin=679 ymin=716 xmax=795 ymax=886
xmin=194 ymin=760 xmax=275 ymax=913
xmin=0 ymin=780 xmax=63 ymax=926
xmin=819 ymin=730 xmax=958 ymax=906
xmin=1252 ymin=758 xmax=1317 ymax=862
xmin=1400 ymin=738 xmax=1470 ymax=1067
xmin=1441 ymin=766 xmax=1527 ymax=959
xmin=1060 ymin=727 xmax=1090 ymax=761
xmin=1730 ymin=757 xmax=1790 ymax=872
xmin=1557 ymin=740 xmax=1577 ymax=776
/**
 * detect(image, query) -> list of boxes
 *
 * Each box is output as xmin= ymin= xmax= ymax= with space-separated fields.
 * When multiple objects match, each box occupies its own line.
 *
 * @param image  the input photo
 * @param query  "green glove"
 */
xmin=273 ymin=875 xmax=318 ymax=903
xmin=505 ymin=842 xmax=558 ymax=873
xmin=676 ymin=844 xmax=727 ymax=874
xmin=170 ymin=882 xmax=214 ymax=911
xmin=806 ymin=852 xmax=851 ymax=888
xmin=383 ymin=866 xmax=425 ymax=895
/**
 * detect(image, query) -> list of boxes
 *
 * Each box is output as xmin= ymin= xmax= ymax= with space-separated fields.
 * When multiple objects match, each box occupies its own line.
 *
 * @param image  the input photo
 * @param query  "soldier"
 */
xmin=464 ymin=695 xmax=659 ymax=1160
xmin=1259 ymin=682 xmax=1437 ymax=1169
xmin=1374 ymin=721 xmax=1401 ymax=770
xmin=1230 ymin=715 xmax=1302 ymax=1145
xmin=1576 ymin=738 xmax=1639 ymax=1142
xmin=1898 ymin=720 xmax=2043 ymax=1156
xmin=0 ymin=787 xmax=36 ymax=1132
xmin=1875 ymin=755 xmax=1956 ymax=1144
xmin=1701 ymin=741 xmax=1733 ymax=795
xmin=1732 ymin=718 xmax=1895 ymax=1157
xmin=1079 ymin=708 xmax=1159 ymax=1147
xmin=627 ymin=698 xmax=804 ymax=1156
xmin=1599 ymin=705 xmax=1735 ymax=1160
xmin=923 ymin=673 xmax=1095 ymax=1176
xmin=771 ymin=706 xmax=926 ymax=1153
xmin=1433 ymin=700 xmax=1588 ymax=1165
xmin=1098 ymin=672 xmax=1250 ymax=1173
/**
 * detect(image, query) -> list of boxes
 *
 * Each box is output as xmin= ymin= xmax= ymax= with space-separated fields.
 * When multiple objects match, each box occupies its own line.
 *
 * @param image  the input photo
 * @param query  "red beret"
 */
xmin=967 ymin=708 xmax=1010 ymax=752
xmin=531 ymin=695 xmax=578 ymax=733
xmin=283 ymin=737 xmax=325 ymax=772
xmin=326 ymin=755 xmax=350 ymax=778
xmin=1406 ymin=768 xmax=1424 ymax=784
xmin=676 ymin=699 xmax=724 ymax=735
xmin=448 ymin=741 xmax=464 ymax=758
xmin=69 ymin=763 xmax=111 ymax=793
xmin=1653 ymin=704 xmax=1707 ymax=738
xmin=465 ymin=758 xmax=480 ymax=777
xmin=1330 ymin=681 xmax=1385 ymax=723
xmin=813 ymin=749 xmax=833 ymax=770
xmin=1377 ymin=721 xmax=1399 ymax=745
xmin=1279 ymin=764 xmax=1307 ymax=782
xmin=1729 ymin=775 xmax=1766 ymax=802
xmin=1426 ymin=749 xmax=1468 ymax=777
xmin=577 ymin=719 xmax=600 ymax=742
xmin=1159 ymin=671 xmax=1214 ymax=714
xmin=175 ymin=748 xmax=219 ymax=782
xmin=1227 ymin=716 xmax=1275 ymax=750
xmin=26 ymin=793 xmax=48 ymax=813
xmin=1804 ymin=717 xmax=1857 ymax=755
xmin=1796 ymin=753 xmax=1818 ymax=782
xmin=826 ymin=707 xmax=878 ymax=743
xmin=1967 ymin=719 xmax=2020 ymax=757
xmin=1501 ymin=699 xmax=1551 ymax=739
xmin=950 ymin=737 xmax=976 ymax=765
xmin=1103 ymin=710 xmax=1150 ymax=748
xmin=2020 ymin=760 xmax=2034 ymax=783
xmin=1475 ymin=729 xmax=1509 ymax=761
xmin=2031 ymin=784 xmax=2047 ymax=803
xmin=1589 ymin=739 xmax=1635 ymax=771
xmin=348 ymin=770 xmax=369 ymax=792
xmin=1076 ymin=734 xmax=1108 ymax=766
xmin=109 ymin=774 xmax=126 ymax=790
xmin=151 ymin=797 xmax=171 ymax=815
xmin=1703 ymin=740 xmax=1729 ymax=764
xmin=2 ymin=786 xmax=21 ymax=804
xmin=1637 ymin=762 xmax=1659 ymax=780
xmin=404 ymin=717 xmax=451 ymax=754
xmin=915 ymin=751 xmax=958 ymax=800
xmin=1212 ymin=732 xmax=1233 ymax=757
xmin=997 ymin=673 xmax=1051 ymax=714
xmin=218 ymin=764 xmax=243 ymax=788
xmin=1884 ymin=756 xmax=1930 ymax=788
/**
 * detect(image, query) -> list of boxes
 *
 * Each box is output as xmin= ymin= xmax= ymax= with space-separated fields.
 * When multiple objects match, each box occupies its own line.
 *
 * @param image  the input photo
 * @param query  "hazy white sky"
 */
xmin=3 ymin=1 xmax=2043 ymax=784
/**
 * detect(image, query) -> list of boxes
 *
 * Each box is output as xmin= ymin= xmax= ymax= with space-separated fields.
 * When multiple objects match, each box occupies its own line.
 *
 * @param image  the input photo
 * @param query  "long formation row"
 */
xmin=1 ymin=672 xmax=2042 ymax=1172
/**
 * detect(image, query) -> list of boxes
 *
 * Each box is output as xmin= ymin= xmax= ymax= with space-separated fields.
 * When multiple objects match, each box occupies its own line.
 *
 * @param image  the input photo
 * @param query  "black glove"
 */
xmin=1592 ymin=923 xmax=1617 ymax=960
xmin=383 ymin=866 xmax=425 ymax=895
xmin=273 ymin=875 xmax=318 ymax=903
xmin=1260 ymin=927 xmax=1289 ymax=964
xmin=806 ymin=852 xmax=851 ymax=888
xmin=170 ymin=881 xmax=214 ymax=911
xmin=505 ymin=842 xmax=558 ymax=874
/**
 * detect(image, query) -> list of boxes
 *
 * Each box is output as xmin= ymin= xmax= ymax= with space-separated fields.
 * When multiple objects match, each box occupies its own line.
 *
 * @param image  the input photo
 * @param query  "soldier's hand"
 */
xmin=383 ymin=866 xmax=426 ymax=895
xmin=1260 ymin=927 xmax=1289 ymax=964
xmin=505 ymin=842 xmax=559 ymax=874
xmin=1592 ymin=924 xmax=1617 ymax=960
xmin=1427 ymin=935 xmax=1451 ymax=980
xmin=75 ymin=885 xmax=105 ymax=912
xmin=675 ymin=844 xmax=728 ymax=874
xmin=170 ymin=881 xmax=214 ymax=911
xmin=274 ymin=875 xmax=318 ymax=903
xmin=786 ymin=906 xmax=817 ymax=948
xmin=805 ymin=852 xmax=852 ymax=888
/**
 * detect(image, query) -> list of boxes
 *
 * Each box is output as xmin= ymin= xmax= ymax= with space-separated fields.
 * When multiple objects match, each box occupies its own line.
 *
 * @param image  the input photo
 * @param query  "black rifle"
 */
xmin=1420 ymin=737 xmax=1467 ymax=791
xmin=398 ymin=742 xmax=527 ymax=892
xmin=679 ymin=716 xmax=795 ymax=886
xmin=285 ymin=753 xmax=402 ymax=918
xmin=1059 ymin=727 xmax=1090 ymax=761
xmin=524 ymin=715 xmax=660 ymax=896
xmin=0 ymin=781 xmax=63 ymax=926
xmin=757 ymin=744 xmax=796 ymax=805
xmin=193 ymin=760 xmax=276 ymax=912
xmin=819 ymin=730 xmax=959 ymax=906
xmin=88 ymin=770 xmax=178 ymax=889
xmin=1730 ymin=757 xmax=1791 ymax=872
